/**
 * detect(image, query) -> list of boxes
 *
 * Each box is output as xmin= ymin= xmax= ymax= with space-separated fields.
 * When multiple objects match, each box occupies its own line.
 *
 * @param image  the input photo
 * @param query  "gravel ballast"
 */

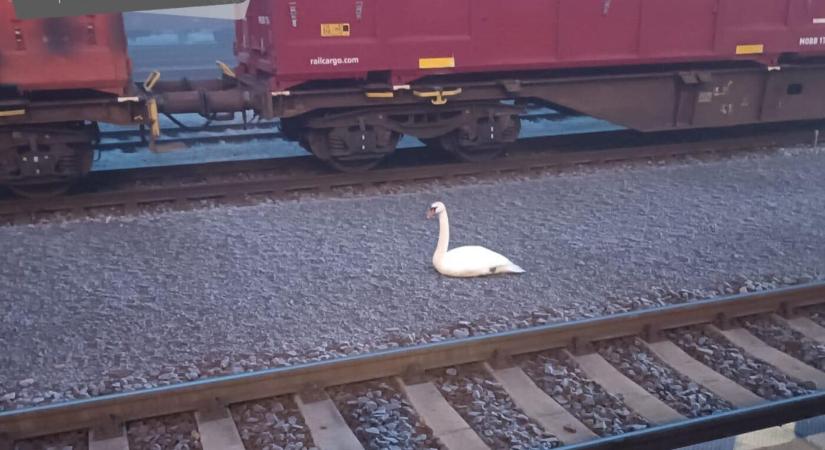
xmin=667 ymin=326 xmax=815 ymax=399
xmin=430 ymin=364 xmax=560 ymax=449
xmin=329 ymin=379 xmax=440 ymax=450
xmin=2 ymin=146 xmax=825 ymax=410
xmin=229 ymin=396 xmax=316 ymax=450
xmin=739 ymin=315 xmax=825 ymax=371
xmin=13 ymin=430 xmax=88 ymax=450
xmin=807 ymin=305 xmax=825 ymax=328
xmin=595 ymin=337 xmax=733 ymax=417
xmin=126 ymin=413 xmax=203 ymax=450
xmin=516 ymin=350 xmax=650 ymax=436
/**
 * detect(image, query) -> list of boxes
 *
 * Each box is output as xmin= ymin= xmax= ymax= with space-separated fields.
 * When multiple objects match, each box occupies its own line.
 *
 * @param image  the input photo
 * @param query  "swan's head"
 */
xmin=426 ymin=201 xmax=446 ymax=219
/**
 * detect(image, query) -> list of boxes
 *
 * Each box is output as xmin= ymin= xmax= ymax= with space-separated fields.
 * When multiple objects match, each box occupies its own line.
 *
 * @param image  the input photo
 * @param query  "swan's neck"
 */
xmin=434 ymin=211 xmax=450 ymax=263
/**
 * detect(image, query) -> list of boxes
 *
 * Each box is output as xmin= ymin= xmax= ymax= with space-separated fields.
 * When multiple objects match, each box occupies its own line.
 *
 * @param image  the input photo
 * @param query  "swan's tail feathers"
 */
xmin=506 ymin=264 xmax=526 ymax=274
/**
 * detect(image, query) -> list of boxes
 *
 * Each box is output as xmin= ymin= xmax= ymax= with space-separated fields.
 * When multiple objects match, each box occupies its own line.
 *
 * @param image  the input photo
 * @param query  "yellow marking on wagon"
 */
xmin=419 ymin=56 xmax=455 ymax=70
xmin=216 ymin=60 xmax=236 ymax=78
xmin=147 ymin=98 xmax=160 ymax=138
xmin=0 ymin=109 xmax=25 ymax=117
xmin=321 ymin=23 xmax=350 ymax=37
xmin=143 ymin=70 xmax=161 ymax=92
xmin=365 ymin=91 xmax=395 ymax=99
xmin=413 ymin=88 xmax=462 ymax=105
xmin=736 ymin=44 xmax=764 ymax=55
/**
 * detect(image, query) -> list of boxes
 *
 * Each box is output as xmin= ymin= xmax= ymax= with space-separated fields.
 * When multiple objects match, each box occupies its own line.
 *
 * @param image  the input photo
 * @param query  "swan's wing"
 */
xmin=438 ymin=246 xmax=525 ymax=277
xmin=445 ymin=245 xmax=514 ymax=267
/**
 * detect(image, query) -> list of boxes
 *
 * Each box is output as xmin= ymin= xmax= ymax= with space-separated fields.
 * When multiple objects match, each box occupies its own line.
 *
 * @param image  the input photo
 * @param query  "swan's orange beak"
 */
xmin=426 ymin=208 xmax=436 ymax=219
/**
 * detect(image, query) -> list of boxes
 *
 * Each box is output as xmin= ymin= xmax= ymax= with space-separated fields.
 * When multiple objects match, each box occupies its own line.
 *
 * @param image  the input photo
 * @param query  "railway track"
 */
xmin=96 ymin=112 xmax=569 ymax=152
xmin=100 ymin=120 xmax=278 ymax=141
xmin=0 ymin=122 xmax=820 ymax=226
xmin=1 ymin=283 xmax=824 ymax=450
xmin=98 ymin=123 xmax=283 ymax=152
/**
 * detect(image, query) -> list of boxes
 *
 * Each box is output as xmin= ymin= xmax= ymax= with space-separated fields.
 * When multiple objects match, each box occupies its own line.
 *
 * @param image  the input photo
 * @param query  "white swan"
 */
xmin=426 ymin=201 xmax=525 ymax=278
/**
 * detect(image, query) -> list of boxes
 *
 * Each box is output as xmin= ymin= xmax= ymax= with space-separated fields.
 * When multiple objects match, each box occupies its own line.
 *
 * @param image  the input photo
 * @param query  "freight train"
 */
xmin=3 ymin=0 xmax=825 ymax=196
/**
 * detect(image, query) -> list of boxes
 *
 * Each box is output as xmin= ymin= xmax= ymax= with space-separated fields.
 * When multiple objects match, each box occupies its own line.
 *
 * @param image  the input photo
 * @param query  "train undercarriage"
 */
xmin=281 ymin=102 xmax=524 ymax=171
xmin=0 ymin=95 xmax=141 ymax=198
xmin=0 ymin=122 xmax=97 ymax=197
xmin=263 ymin=60 xmax=825 ymax=173
xmin=3 ymin=60 xmax=825 ymax=196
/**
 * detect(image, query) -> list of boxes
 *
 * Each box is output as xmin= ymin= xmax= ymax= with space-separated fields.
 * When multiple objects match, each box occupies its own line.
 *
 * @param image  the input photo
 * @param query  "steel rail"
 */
xmin=564 ymin=391 xmax=825 ymax=450
xmin=95 ymin=112 xmax=565 ymax=140
xmin=99 ymin=121 xmax=279 ymax=141
xmin=96 ymin=111 xmax=568 ymax=152
xmin=0 ymin=126 xmax=817 ymax=223
xmin=97 ymin=130 xmax=284 ymax=151
xmin=1 ymin=281 xmax=823 ymax=444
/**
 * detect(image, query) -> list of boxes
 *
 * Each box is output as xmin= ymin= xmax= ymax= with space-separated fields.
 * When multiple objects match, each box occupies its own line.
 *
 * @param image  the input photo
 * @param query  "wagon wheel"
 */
xmin=305 ymin=125 xmax=401 ymax=173
xmin=8 ymin=182 xmax=74 ymax=199
xmin=436 ymin=115 xmax=522 ymax=163
xmin=325 ymin=154 xmax=388 ymax=172
xmin=6 ymin=141 xmax=94 ymax=199
xmin=437 ymin=132 xmax=506 ymax=162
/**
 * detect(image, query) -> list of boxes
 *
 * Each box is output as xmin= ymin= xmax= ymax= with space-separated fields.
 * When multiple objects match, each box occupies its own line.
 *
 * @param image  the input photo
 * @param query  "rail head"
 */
xmin=1 ymin=281 xmax=824 ymax=441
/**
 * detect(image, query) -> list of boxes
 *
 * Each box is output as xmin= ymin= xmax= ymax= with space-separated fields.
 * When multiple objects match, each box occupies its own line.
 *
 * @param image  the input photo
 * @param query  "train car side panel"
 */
xmin=0 ymin=5 xmax=132 ymax=96
xmin=557 ymin=0 xmax=643 ymax=61
xmin=470 ymin=0 xmax=558 ymax=68
xmin=238 ymin=0 xmax=825 ymax=91
xmin=639 ymin=0 xmax=717 ymax=57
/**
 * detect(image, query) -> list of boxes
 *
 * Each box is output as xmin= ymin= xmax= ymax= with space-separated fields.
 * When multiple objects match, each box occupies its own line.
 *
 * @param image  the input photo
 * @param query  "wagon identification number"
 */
xmin=321 ymin=23 xmax=351 ymax=37
xmin=799 ymin=36 xmax=825 ymax=46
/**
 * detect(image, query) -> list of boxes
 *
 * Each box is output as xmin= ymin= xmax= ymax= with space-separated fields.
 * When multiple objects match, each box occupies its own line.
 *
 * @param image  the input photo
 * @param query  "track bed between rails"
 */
xmin=3 ymin=283 xmax=825 ymax=450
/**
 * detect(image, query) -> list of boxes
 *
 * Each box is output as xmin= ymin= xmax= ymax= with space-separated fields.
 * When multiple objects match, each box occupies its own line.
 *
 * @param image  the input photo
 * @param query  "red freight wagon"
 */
xmin=236 ymin=0 xmax=825 ymax=90
xmin=0 ymin=3 xmax=132 ymax=95
xmin=0 ymin=4 xmax=141 ymax=197
xmin=231 ymin=0 xmax=825 ymax=171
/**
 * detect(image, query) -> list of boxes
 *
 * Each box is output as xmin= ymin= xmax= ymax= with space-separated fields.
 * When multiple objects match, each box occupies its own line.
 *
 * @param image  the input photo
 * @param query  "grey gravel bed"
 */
xmin=516 ymin=350 xmax=650 ymax=436
xmin=229 ymin=396 xmax=316 ymax=450
xmin=594 ymin=337 xmax=733 ymax=418
xmin=2 ymin=146 xmax=825 ymax=411
xmin=13 ymin=430 xmax=88 ymax=450
xmin=429 ymin=364 xmax=561 ymax=449
xmin=328 ymin=379 xmax=440 ymax=450
xmin=666 ymin=326 xmax=815 ymax=400
xmin=126 ymin=413 xmax=203 ymax=450
xmin=807 ymin=305 xmax=825 ymax=328
xmin=739 ymin=315 xmax=825 ymax=371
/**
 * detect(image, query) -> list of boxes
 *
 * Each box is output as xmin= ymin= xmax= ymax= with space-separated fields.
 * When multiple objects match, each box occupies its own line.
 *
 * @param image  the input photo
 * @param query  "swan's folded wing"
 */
xmin=445 ymin=245 xmax=514 ymax=267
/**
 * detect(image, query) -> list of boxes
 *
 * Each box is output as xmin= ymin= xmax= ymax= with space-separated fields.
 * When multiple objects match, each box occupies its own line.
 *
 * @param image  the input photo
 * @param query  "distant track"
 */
xmin=99 ymin=120 xmax=278 ymax=141
xmin=98 ymin=130 xmax=285 ymax=152
xmin=1 ymin=282 xmax=824 ymax=450
xmin=96 ymin=112 xmax=568 ymax=152
xmin=0 ymin=122 xmax=821 ymax=225
xmin=98 ymin=121 xmax=283 ymax=152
